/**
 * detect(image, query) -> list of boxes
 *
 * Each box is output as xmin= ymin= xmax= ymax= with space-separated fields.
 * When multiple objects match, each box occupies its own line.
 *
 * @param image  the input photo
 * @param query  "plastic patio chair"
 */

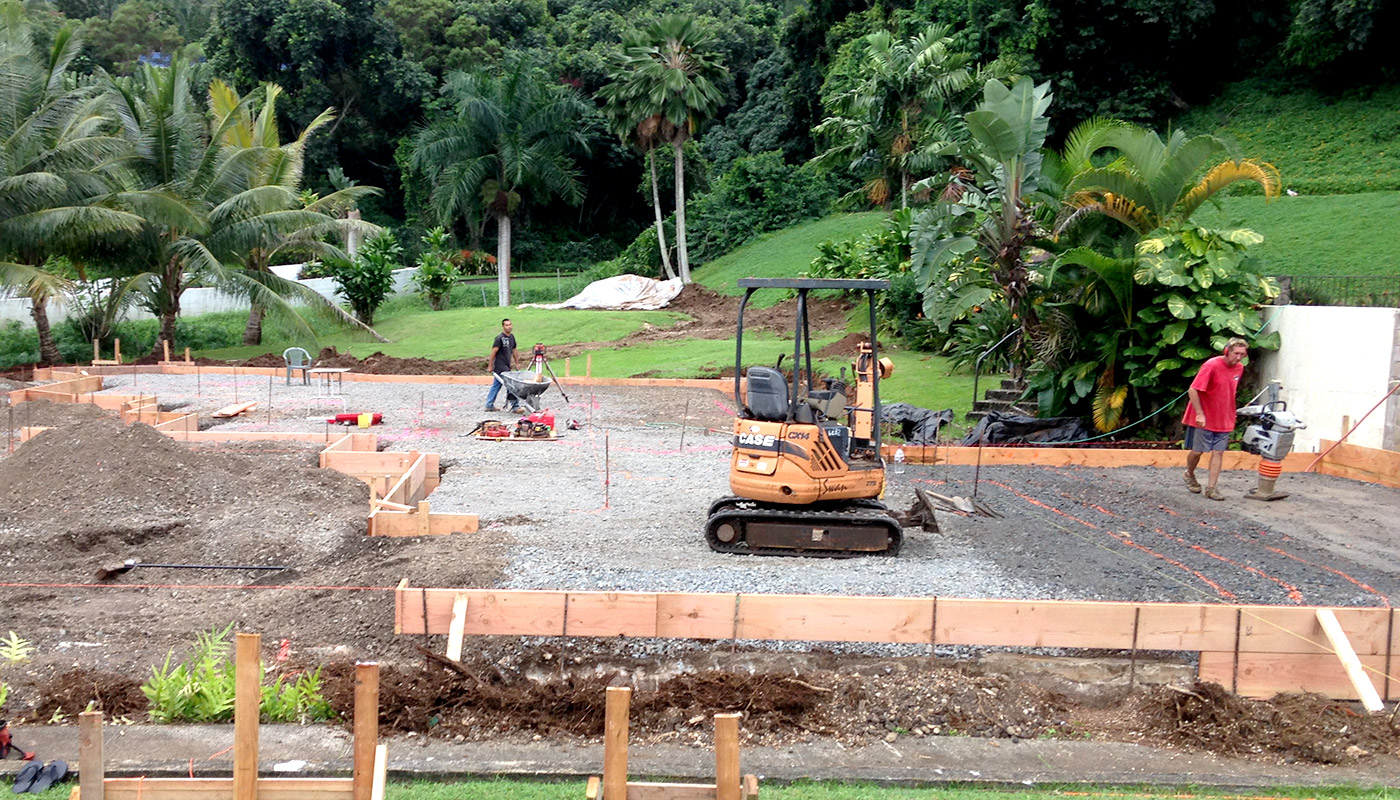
xmin=283 ymin=347 xmax=313 ymax=385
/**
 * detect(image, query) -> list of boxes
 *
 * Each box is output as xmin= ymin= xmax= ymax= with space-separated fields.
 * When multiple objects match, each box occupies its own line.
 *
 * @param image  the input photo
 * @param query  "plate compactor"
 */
xmin=705 ymin=278 xmax=903 ymax=557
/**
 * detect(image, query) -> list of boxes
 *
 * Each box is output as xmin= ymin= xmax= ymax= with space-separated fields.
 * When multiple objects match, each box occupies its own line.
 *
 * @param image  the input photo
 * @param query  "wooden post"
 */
xmin=586 ymin=354 xmax=592 ymax=378
xmin=1315 ymin=609 xmax=1384 ymax=711
xmin=371 ymin=744 xmax=388 ymax=800
xmin=446 ymin=593 xmax=469 ymax=662
xmin=565 ymin=357 xmax=571 ymax=377
xmin=163 ymin=340 xmax=170 ymax=363
xmin=603 ymin=687 xmax=630 ymax=800
xmin=185 ymin=347 xmax=192 ymax=363
xmin=113 ymin=339 xmax=121 ymax=365
xmin=234 ymin=632 xmax=260 ymax=800
xmin=352 ymin=662 xmax=380 ymax=800
xmin=79 ymin=710 xmax=104 ymax=800
xmin=714 ymin=713 xmax=741 ymax=800
xmin=417 ymin=501 xmax=431 ymax=536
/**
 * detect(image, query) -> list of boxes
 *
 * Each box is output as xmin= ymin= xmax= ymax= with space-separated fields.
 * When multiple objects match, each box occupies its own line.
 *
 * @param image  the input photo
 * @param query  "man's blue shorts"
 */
xmin=1183 ymin=426 xmax=1229 ymax=452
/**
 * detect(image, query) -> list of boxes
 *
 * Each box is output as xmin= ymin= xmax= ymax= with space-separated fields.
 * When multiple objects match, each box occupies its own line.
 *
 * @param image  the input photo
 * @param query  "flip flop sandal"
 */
xmin=1204 ymin=487 xmax=1225 ymax=501
xmin=1184 ymin=473 xmax=1202 ymax=493
xmin=10 ymin=761 xmax=40 ymax=794
xmin=28 ymin=761 xmax=66 ymax=794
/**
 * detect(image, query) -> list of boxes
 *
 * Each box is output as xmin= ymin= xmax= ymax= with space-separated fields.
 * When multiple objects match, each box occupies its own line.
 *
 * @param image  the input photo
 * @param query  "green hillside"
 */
xmin=1197 ymin=192 xmax=1400 ymax=277
xmin=695 ymin=212 xmax=886 ymax=304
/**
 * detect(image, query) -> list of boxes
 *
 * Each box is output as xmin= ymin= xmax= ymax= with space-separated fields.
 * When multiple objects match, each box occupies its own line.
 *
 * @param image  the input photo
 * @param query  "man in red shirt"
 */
xmin=1182 ymin=338 xmax=1248 ymax=501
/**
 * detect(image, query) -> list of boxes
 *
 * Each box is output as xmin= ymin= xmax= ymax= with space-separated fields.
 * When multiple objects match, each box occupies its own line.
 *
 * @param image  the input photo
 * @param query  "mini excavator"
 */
xmin=705 ymin=278 xmax=902 ymax=557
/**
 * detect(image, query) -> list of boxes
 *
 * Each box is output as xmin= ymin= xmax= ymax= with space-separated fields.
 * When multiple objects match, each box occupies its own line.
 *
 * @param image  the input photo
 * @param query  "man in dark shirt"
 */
xmin=486 ymin=318 xmax=519 ymax=413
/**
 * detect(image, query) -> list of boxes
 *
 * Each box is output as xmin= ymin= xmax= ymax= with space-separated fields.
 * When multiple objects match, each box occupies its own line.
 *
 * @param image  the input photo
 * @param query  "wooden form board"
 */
xmin=394 ymin=587 xmax=1398 ymax=700
xmin=367 ymin=505 xmax=478 ymax=537
xmin=1315 ymin=440 xmax=1400 ymax=488
xmin=888 ymin=444 xmax=1316 ymax=472
xmin=94 ymin=778 xmax=354 ymax=800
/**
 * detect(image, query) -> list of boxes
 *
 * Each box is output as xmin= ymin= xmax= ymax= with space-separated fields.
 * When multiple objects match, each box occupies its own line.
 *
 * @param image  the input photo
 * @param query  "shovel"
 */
xmin=97 ymin=559 xmax=289 ymax=581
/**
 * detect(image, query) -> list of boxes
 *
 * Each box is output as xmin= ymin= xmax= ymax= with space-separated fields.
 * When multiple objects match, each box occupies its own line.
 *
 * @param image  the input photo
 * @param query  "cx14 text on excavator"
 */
xmin=705 ymin=278 xmax=904 ymax=557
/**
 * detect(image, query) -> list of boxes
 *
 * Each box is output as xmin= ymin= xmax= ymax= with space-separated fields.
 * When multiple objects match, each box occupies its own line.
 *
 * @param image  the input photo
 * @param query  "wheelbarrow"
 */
xmin=495 ymin=370 xmax=557 ymax=413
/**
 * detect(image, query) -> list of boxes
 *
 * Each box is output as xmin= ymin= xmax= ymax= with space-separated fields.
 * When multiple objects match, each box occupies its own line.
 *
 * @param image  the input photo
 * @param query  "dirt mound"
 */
xmin=0 ymin=419 xmax=369 ymax=573
xmin=1139 ymin=681 xmax=1400 ymax=763
xmin=7 ymin=399 xmax=116 ymax=428
xmin=813 ymin=332 xmax=869 ymax=360
xmin=36 ymin=668 xmax=145 ymax=720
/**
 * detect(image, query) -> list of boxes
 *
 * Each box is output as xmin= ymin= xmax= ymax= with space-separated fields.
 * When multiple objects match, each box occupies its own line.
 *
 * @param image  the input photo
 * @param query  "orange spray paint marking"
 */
xmin=984 ymin=480 xmax=1237 ymax=601
xmin=1262 ymin=545 xmax=1391 ymax=608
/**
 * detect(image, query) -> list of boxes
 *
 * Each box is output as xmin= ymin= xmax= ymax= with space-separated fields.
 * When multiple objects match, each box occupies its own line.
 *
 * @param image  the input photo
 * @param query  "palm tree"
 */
xmin=411 ymin=57 xmax=590 ymax=306
xmin=599 ymin=85 xmax=675 ymax=280
xmin=106 ymin=57 xmax=387 ymax=353
xmin=599 ymin=15 xmax=727 ymax=284
xmin=0 ymin=7 xmax=142 ymax=364
xmin=1055 ymin=119 xmax=1281 ymax=235
xmin=206 ymin=80 xmax=381 ymax=345
xmin=814 ymin=24 xmax=983 ymax=210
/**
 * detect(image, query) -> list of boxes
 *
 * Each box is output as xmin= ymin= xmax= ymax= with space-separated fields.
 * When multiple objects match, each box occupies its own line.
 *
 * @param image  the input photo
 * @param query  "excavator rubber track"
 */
xmin=705 ymin=496 xmax=903 ymax=557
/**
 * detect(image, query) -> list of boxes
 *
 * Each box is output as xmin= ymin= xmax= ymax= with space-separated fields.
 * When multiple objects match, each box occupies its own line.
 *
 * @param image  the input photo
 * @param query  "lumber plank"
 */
xmin=367 ymin=510 xmax=477 ymax=537
xmin=586 ymin=776 xmax=601 ymax=800
xmin=446 ymin=593 xmax=469 ymax=661
xmin=624 ymin=784 xmax=719 ymax=800
xmin=213 ymin=402 xmax=258 ymax=418
xmin=371 ymin=498 xmax=415 ymax=512
xmin=1315 ymin=609 xmax=1385 ymax=711
xmin=937 ymin=598 xmax=1134 ymax=649
xmin=370 ymin=744 xmax=387 ymax=800
xmin=743 ymin=775 xmax=758 ymax=799
xmin=394 ymin=588 xmax=567 ymax=636
xmin=1318 ymin=440 xmax=1400 ymax=483
xmin=1236 ymin=606 xmax=1391 ymax=655
xmin=604 ymin=687 xmax=630 ymax=800
xmin=352 ymin=663 xmax=378 ymax=800
xmin=656 ymin=594 xmax=740 ymax=640
xmin=736 ymin=595 xmax=933 ymax=643
xmin=233 ymin=633 xmax=260 ymax=800
xmin=1201 ymin=650 xmax=1390 ymax=700
xmin=714 ymin=714 xmax=740 ymax=800
xmin=886 ymin=445 xmax=1314 ymax=472
xmin=99 ymin=779 xmax=353 ymax=800
xmin=79 ymin=711 xmax=103 ymax=800
xmin=321 ymin=451 xmax=419 ymax=474
xmin=567 ymin=593 xmax=659 ymax=637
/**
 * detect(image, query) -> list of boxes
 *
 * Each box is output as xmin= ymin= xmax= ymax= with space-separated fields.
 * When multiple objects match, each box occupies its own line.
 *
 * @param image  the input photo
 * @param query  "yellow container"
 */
xmin=357 ymin=413 xmax=371 ymax=428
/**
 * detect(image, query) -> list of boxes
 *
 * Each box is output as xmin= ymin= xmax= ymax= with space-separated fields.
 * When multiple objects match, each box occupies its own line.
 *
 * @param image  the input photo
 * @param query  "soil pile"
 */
xmin=6 ymin=399 xmax=115 ymax=428
xmin=0 ymin=418 xmax=369 ymax=576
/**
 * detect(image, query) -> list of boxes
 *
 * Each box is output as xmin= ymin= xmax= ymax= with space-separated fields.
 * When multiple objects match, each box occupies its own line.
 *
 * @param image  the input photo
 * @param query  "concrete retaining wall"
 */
xmin=1254 ymin=305 xmax=1400 ymax=452
xmin=0 ymin=266 xmax=418 ymax=326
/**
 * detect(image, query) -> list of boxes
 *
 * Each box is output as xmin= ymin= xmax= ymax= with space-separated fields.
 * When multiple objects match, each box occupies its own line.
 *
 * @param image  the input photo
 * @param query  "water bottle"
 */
xmin=893 ymin=446 xmax=906 ymax=474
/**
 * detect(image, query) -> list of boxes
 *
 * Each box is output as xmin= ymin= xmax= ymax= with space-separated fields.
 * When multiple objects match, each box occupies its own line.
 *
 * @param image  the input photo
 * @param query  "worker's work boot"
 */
xmin=1183 ymin=472 xmax=1202 ymax=493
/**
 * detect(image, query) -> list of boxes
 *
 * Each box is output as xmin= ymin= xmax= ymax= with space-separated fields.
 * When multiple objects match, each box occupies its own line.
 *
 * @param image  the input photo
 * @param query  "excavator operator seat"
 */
xmin=744 ymin=366 xmax=789 ymax=421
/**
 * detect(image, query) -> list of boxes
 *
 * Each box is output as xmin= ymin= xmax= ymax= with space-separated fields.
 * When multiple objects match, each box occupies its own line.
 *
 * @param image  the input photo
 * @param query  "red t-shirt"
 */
xmin=1181 ymin=356 xmax=1244 ymax=432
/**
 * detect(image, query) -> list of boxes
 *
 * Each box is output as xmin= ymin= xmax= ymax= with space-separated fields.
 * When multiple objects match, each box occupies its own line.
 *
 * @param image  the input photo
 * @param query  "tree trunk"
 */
xmin=29 ymin=296 xmax=62 ymax=366
xmin=242 ymin=302 xmax=264 ymax=346
xmin=158 ymin=259 xmax=182 ymax=354
xmin=496 ymin=212 xmax=512 ymax=307
xmin=673 ymin=140 xmax=691 ymax=284
xmin=649 ymin=150 xmax=675 ymax=280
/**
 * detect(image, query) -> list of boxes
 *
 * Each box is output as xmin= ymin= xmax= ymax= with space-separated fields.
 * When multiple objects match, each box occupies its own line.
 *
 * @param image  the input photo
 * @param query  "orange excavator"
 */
xmin=705 ymin=278 xmax=902 ymax=557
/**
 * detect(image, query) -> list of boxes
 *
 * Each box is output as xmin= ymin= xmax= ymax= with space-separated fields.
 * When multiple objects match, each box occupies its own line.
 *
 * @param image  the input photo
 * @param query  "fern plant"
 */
xmin=0 ymin=631 xmax=35 ymax=708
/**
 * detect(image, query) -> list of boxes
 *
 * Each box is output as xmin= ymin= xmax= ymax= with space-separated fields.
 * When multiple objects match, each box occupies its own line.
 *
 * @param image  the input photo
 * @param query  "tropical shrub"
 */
xmin=806 ymin=209 xmax=916 ymax=340
xmin=142 ymin=625 xmax=334 ymax=724
xmin=412 ymin=227 xmax=459 ymax=311
xmin=0 ymin=631 xmax=35 ymax=708
xmin=1032 ymin=224 xmax=1281 ymax=432
xmin=686 ymin=152 xmax=836 ymax=264
xmin=457 ymin=249 xmax=497 ymax=275
xmin=330 ymin=233 xmax=401 ymax=325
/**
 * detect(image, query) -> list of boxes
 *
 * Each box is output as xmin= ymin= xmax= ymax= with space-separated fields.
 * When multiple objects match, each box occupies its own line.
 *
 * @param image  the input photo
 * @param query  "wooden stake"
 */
xmin=714 ymin=713 xmax=741 ymax=800
xmin=352 ymin=662 xmax=380 ymax=800
xmin=586 ymin=354 xmax=592 ymax=378
xmin=79 ymin=710 xmax=104 ymax=800
xmin=679 ymin=398 xmax=690 ymax=452
xmin=113 ymin=338 xmax=121 ymax=365
xmin=185 ymin=346 xmax=191 ymax=363
xmin=1315 ymin=608 xmax=1384 ymax=711
xmin=234 ymin=632 xmax=260 ymax=800
xmin=267 ymin=375 xmax=272 ymax=424
xmin=163 ymin=340 xmax=170 ymax=363
xmin=417 ymin=501 xmax=430 ymax=536
xmin=446 ymin=593 xmax=469 ymax=662
xmin=603 ymin=687 xmax=630 ymax=800
xmin=604 ymin=430 xmax=610 ymax=509
xmin=370 ymin=744 xmax=388 ymax=800
xmin=565 ymin=357 xmax=571 ymax=377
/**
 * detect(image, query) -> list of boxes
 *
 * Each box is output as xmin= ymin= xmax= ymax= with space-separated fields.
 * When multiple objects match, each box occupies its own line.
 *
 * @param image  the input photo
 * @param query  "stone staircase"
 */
xmin=966 ymin=378 xmax=1034 ymax=422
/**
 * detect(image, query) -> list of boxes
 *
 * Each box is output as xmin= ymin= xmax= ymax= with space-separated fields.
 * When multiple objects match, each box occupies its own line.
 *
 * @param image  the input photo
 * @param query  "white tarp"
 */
xmin=520 ymin=274 xmax=684 ymax=311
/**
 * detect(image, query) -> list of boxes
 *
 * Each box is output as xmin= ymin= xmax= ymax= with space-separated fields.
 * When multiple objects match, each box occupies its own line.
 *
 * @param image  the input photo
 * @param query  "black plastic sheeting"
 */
xmin=959 ymin=411 xmax=1097 ymax=446
xmin=883 ymin=402 xmax=955 ymax=445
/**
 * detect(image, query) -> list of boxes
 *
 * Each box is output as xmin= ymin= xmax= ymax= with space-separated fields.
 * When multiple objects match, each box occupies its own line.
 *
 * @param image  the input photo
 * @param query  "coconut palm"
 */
xmin=599 ymin=15 xmax=727 ymax=283
xmin=105 ymin=57 xmax=386 ymax=353
xmin=206 ymin=80 xmax=382 ymax=345
xmin=814 ymin=24 xmax=984 ymax=210
xmin=411 ymin=57 xmax=590 ymax=306
xmin=0 ymin=6 xmax=142 ymax=364
xmin=1055 ymin=119 xmax=1281 ymax=235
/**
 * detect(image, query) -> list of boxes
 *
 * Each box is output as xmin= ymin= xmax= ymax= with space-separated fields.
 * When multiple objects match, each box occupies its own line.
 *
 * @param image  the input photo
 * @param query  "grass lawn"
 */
xmin=695 ymin=212 xmax=887 ymax=305
xmin=1196 ymin=192 xmax=1400 ymax=277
